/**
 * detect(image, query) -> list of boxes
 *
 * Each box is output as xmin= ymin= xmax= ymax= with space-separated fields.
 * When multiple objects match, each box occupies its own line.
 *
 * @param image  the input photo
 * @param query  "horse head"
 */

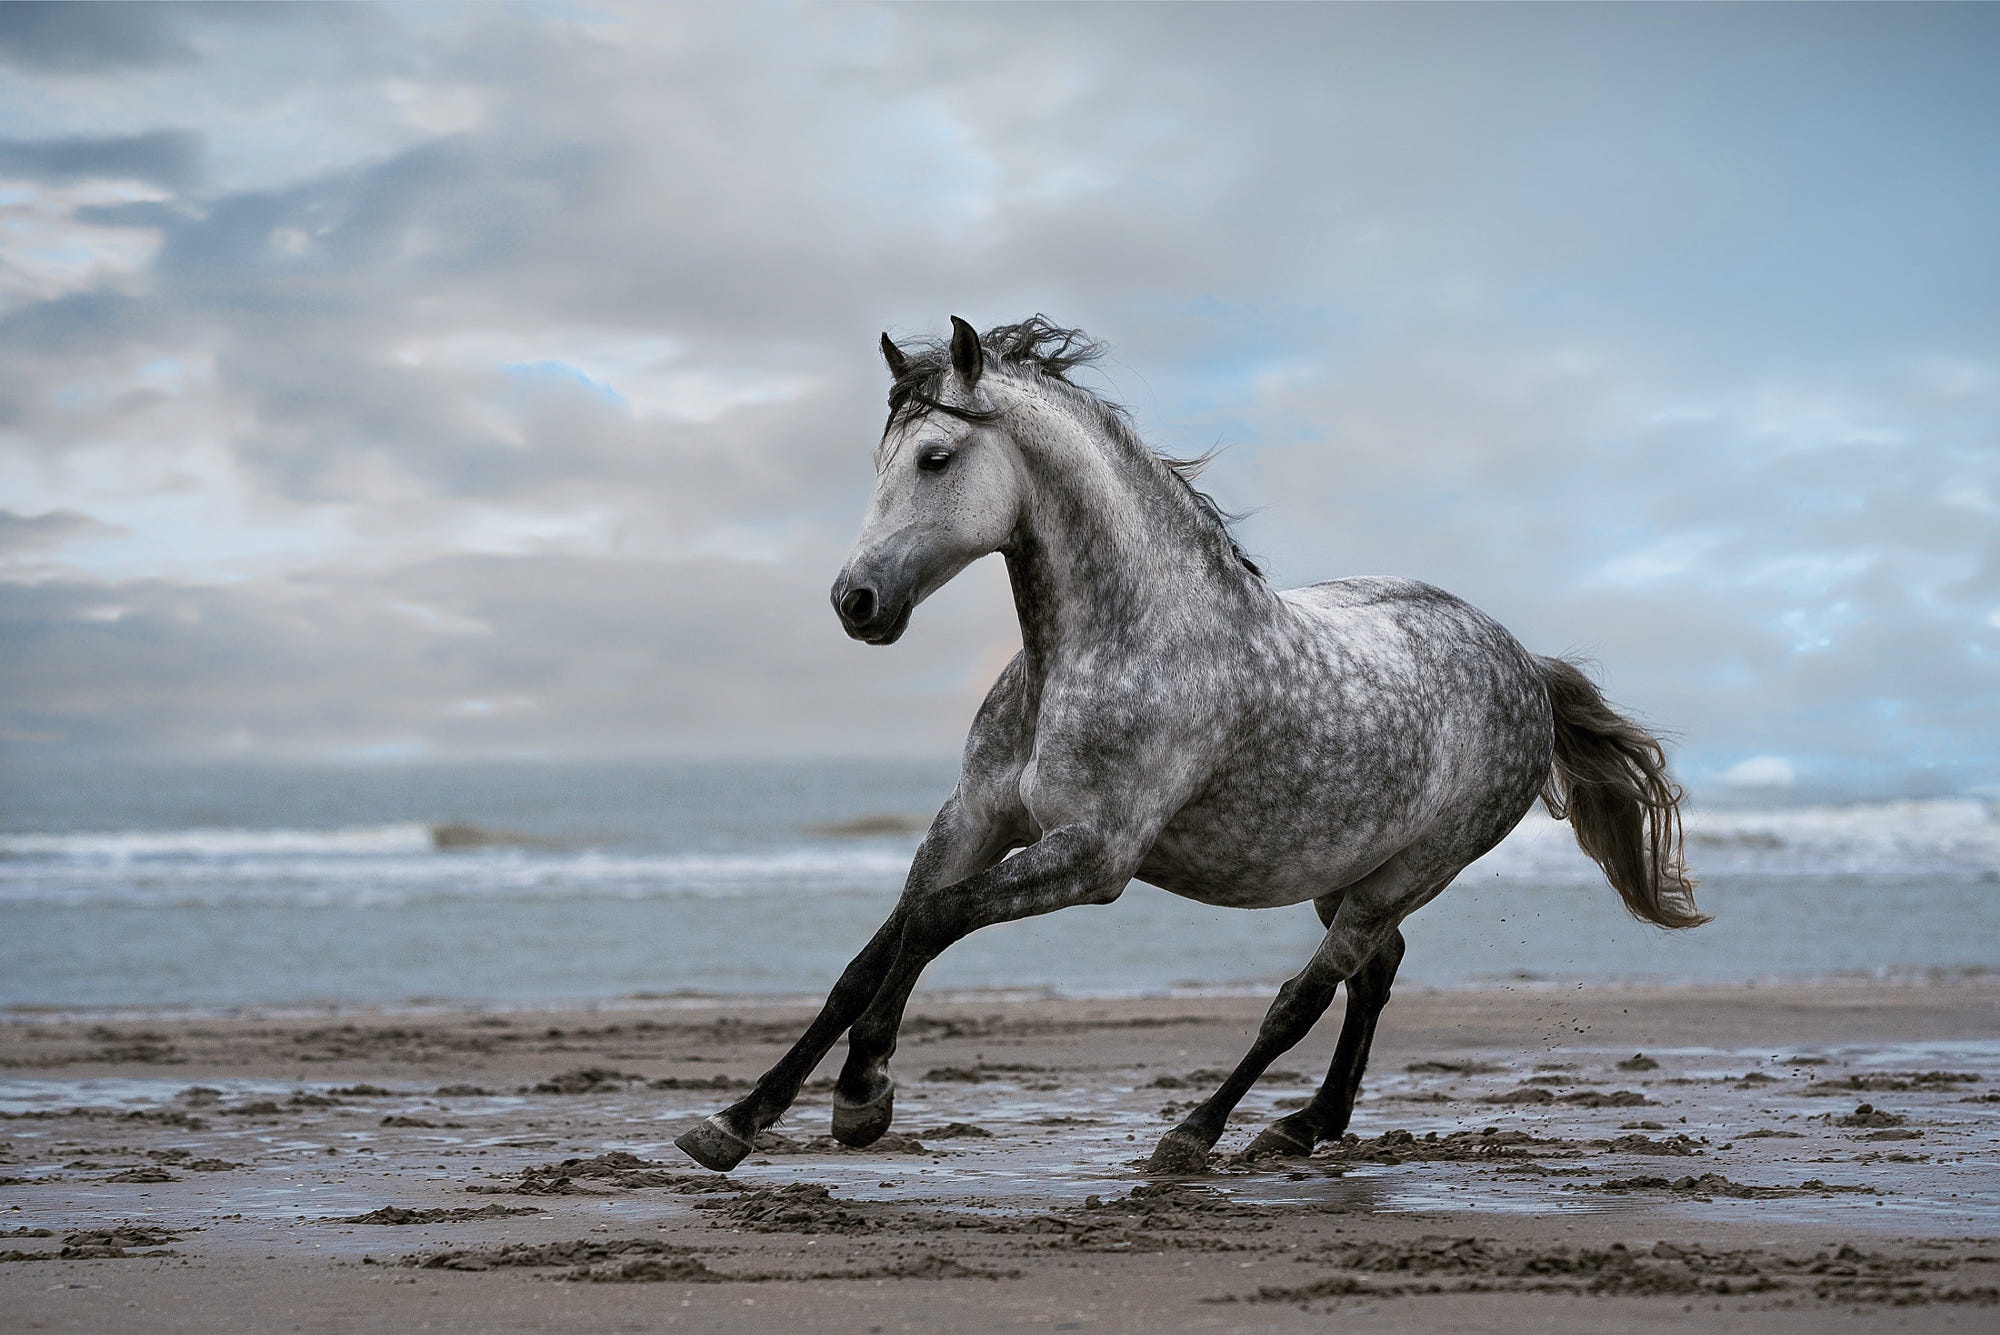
xmin=832 ymin=316 xmax=1023 ymax=645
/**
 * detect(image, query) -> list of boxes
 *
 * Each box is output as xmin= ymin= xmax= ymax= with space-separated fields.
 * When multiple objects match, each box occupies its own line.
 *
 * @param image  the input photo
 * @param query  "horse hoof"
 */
xmin=1242 ymin=1122 xmax=1316 ymax=1161
xmin=674 ymin=1114 xmax=754 ymax=1173
xmin=830 ymin=1081 xmax=895 ymax=1148
xmin=1146 ymin=1129 xmax=1213 ymax=1175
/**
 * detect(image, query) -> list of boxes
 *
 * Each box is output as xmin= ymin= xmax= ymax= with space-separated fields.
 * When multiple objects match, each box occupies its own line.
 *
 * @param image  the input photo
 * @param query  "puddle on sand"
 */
xmin=3 ymin=1037 xmax=1996 ymax=1246
xmin=627 ymin=1037 xmax=2000 ymax=1236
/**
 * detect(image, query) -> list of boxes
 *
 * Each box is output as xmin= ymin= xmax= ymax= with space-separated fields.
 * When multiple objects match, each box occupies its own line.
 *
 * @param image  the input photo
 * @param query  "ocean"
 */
xmin=1 ymin=759 xmax=1994 ymax=1011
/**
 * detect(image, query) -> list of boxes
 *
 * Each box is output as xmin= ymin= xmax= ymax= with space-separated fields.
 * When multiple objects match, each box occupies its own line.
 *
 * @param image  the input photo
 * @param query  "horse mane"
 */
xmin=884 ymin=316 xmax=1262 ymax=579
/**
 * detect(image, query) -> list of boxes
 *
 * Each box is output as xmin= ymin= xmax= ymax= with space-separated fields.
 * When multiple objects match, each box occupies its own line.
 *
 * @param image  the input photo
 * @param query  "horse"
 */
xmin=676 ymin=315 xmax=1705 ymax=1175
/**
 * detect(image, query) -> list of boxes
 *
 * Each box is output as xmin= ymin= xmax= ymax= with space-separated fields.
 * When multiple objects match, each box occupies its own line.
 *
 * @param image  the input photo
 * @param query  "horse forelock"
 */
xmin=881 ymin=316 xmax=1262 ymax=579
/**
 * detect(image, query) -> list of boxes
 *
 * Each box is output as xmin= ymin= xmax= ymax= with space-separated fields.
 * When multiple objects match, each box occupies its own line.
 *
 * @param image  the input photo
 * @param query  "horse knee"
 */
xmin=1259 ymin=974 xmax=1337 ymax=1045
xmin=1371 ymin=927 xmax=1408 ymax=979
xmin=1346 ymin=929 xmax=1407 ymax=1006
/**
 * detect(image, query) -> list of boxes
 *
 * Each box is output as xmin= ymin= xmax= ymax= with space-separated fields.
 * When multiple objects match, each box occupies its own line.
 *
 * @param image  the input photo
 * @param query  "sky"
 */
xmin=0 ymin=2 xmax=1995 ymax=800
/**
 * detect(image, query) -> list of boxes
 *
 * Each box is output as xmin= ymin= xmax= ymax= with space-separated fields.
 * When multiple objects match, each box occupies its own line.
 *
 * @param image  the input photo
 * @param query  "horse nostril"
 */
xmin=840 ymin=587 xmax=877 ymax=625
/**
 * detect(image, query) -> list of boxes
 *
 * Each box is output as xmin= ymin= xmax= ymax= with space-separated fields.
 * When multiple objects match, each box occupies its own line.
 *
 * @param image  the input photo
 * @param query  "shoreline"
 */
xmin=5 ymin=968 xmax=1995 ymax=1028
xmin=3 ymin=978 xmax=1996 ymax=1331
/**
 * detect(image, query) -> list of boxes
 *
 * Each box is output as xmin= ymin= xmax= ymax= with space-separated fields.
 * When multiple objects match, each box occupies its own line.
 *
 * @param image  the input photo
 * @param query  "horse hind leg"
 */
xmin=1147 ymin=966 xmax=1346 ymax=1173
xmin=1243 ymin=925 xmax=1405 ymax=1159
xmin=1147 ymin=848 xmax=1452 ymax=1174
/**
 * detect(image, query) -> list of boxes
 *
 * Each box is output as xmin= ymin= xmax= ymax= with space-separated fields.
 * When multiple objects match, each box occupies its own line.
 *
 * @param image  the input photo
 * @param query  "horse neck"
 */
xmin=997 ymin=389 xmax=1264 ymax=676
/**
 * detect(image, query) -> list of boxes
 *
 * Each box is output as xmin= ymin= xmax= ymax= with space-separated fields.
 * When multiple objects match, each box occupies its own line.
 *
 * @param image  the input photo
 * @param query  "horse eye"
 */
xmin=917 ymin=448 xmax=953 ymax=472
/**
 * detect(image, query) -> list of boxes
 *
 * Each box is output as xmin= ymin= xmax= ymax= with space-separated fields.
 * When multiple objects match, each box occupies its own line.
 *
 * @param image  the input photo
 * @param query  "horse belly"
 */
xmin=1135 ymin=791 xmax=1417 ymax=909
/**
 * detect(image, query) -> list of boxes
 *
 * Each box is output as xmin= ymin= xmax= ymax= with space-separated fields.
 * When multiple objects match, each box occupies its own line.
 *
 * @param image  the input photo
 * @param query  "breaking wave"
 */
xmin=1471 ymin=798 xmax=2000 ymax=882
xmin=0 ymin=824 xmax=916 ymax=908
xmin=0 ymin=823 xmax=438 ymax=860
xmin=1 ymin=798 xmax=1993 ymax=910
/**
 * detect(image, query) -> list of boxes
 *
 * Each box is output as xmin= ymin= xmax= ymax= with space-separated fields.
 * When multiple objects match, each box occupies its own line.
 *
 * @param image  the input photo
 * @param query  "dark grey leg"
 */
xmin=831 ymin=824 xmax=1126 ymax=1147
xmin=675 ymin=799 xmax=1010 ymax=1172
xmin=674 ymin=912 xmax=909 ymax=1170
xmin=1242 ymin=927 xmax=1405 ymax=1158
xmin=1146 ymin=848 xmax=1443 ymax=1174
xmin=1146 ymin=965 xmax=1347 ymax=1171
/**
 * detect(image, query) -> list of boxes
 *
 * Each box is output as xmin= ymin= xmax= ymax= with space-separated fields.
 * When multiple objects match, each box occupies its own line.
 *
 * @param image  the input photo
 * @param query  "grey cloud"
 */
xmin=0 ymin=551 xmax=1015 ymax=760
xmin=0 ymin=129 xmax=203 ymax=187
xmin=0 ymin=1 xmax=393 ymax=78
xmin=0 ymin=1 xmax=197 ymax=73
xmin=0 ymin=508 xmax=118 ymax=554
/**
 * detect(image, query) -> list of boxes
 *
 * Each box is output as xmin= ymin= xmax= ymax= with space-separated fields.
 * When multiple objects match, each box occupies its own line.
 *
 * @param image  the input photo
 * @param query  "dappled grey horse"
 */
xmin=677 ymin=316 xmax=1705 ymax=1175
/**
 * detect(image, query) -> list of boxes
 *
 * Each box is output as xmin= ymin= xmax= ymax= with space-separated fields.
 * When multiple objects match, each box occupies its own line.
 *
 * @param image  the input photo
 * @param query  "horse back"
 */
xmin=1273 ymin=576 xmax=1552 ymax=804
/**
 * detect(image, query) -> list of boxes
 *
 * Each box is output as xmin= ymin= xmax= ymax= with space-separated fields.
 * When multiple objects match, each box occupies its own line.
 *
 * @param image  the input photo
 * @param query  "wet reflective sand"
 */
xmin=3 ymin=981 xmax=1997 ymax=1331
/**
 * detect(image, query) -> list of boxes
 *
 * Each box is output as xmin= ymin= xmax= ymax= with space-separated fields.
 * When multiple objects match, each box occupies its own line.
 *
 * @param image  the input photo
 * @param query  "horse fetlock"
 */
xmin=674 ymin=1112 xmax=756 ymax=1173
xmin=830 ymin=1076 xmax=896 ymax=1147
xmin=1242 ymin=1115 xmax=1317 ymax=1161
xmin=1146 ymin=1127 xmax=1215 ymax=1175
xmin=1318 ymin=1105 xmax=1360 ymax=1142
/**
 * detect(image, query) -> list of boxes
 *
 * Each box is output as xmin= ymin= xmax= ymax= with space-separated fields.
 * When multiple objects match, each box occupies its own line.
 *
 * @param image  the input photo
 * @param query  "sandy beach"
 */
xmin=3 ymin=978 xmax=1996 ymax=1332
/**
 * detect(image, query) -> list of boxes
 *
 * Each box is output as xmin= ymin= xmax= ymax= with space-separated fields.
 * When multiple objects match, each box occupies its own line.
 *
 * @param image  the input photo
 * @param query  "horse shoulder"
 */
xmin=1015 ymin=662 xmax=1226 ymax=857
xmin=955 ymin=652 xmax=1035 ymax=836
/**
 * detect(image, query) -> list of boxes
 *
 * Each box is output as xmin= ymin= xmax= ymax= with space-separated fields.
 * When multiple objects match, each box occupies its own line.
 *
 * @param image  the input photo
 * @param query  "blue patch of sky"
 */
xmin=847 ymin=97 xmax=1001 ymax=227
xmin=501 ymin=360 xmax=629 ymax=412
xmin=1110 ymin=294 xmax=1358 ymax=450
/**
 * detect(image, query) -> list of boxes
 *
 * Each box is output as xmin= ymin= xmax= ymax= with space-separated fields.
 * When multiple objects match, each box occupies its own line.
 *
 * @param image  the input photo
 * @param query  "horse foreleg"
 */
xmin=674 ymin=799 xmax=1010 ymax=1172
xmin=831 ymin=824 xmax=1128 ymax=1148
xmin=673 ymin=912 xmax=908 ymax=1171
xmin=1242 ymin=928 xmax=1405 ymax=1159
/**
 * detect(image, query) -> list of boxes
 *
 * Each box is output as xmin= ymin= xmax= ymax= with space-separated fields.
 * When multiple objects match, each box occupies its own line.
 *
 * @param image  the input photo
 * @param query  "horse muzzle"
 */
xmin=831 ymin=574 xmax=914 ymax=645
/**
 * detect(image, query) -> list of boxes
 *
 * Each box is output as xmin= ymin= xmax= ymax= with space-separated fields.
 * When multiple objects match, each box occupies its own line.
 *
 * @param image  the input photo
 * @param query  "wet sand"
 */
xmin=2 ymin=979 xmax=1997 ymax=1332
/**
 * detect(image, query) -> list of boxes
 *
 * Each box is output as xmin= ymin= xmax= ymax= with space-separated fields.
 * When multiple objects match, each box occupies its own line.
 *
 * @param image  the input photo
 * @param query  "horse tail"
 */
xmin=1536 ymin=656 xmax=1709 ymax=930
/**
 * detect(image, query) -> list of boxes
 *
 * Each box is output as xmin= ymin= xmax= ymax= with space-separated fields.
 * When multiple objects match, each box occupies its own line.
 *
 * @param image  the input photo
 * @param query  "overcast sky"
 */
xmin=0 ymin=2 xmax=1994 ymax=799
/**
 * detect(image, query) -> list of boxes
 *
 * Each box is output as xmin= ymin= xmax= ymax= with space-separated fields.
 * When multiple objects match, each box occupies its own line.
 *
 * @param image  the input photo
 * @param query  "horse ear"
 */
xmin=948 ymin=315 xmax=983 ymax=386
xmin=879 ymin=332 xmax=909 ymax=380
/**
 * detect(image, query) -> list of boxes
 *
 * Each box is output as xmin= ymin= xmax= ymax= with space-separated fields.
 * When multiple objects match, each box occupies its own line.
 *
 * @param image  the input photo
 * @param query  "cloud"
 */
xmin=0 ymin=507 xmax=109 ymax=549
xmin=0 ymin=129 xmax=203 ymax=188
xmin=0 ymin=3 xmax=1993 ymax=796
xmin=0 ymin=2 xmax=198 ymax=74
xmin=0 ymin=551 xmax=1016 ymax=760
xmin=0 ymin=508 xmax=124 ymax=576
xmin=1719 ymin=756 xmax=1797 ymax=789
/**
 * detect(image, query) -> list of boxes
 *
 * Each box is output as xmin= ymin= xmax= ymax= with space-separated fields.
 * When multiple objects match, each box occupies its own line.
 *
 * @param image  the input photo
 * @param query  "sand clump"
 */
xmin=3 ymin=1225 xmax=185 ymax=1262
xmin=695 ymin=1182 xmax=883 ymax=1233
xmin=748 ymin=1128 xmax=931 ymax=1156
xmin=920 ymin=1121 xmax=994 ymax=1139
xmin=1481 ymin=1085 xmax=1653 ymax=1107
xmin=336 ymin=1204 xmax=541 ymax=1225
xmin=469 ymin=1150 xmax=726 ymax=1196
xmin=1836 ymin=1102 xmax=1908 ymax=1127
xmin=527 ymin=1067 xmax=644 ymax=1095
xmin=405 ymin=1234 xmax=1015 ymax=1285
xmin=988 ymin=1182 xmax=1276 ymax=1254
xmin=1804 ymin=1071 xmax=1981 ymax=1096
xmin=411 ymin=1236 xmax=729 ymax=1282
xmin=1587 ymin=1173 xmax=1877 ymax=1200
xmin=1219 ymin=1237 xmax=1997 ymax=1308
xmin=1309 ymin=1127 xmax=1593 ymax=1166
